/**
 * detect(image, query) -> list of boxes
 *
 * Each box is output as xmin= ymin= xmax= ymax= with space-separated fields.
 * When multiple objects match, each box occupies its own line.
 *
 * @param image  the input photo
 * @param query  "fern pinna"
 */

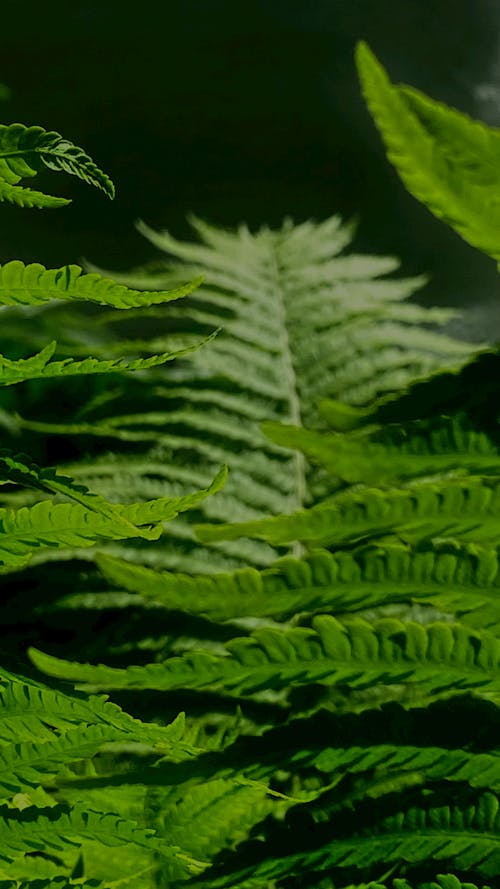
xmin=3 ymin=53 xmax=500 ymax=889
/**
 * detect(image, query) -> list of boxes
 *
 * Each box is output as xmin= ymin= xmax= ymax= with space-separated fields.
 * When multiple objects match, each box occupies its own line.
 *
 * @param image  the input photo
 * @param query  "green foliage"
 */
xmin=4 ymin=61 xmax=500 ymax=889
xmin=0 ymin=260 xmax=201 ymax=308
xmin=69 ymin=213 xmax=472 ymax=572
xmin=196 ymin=475 xmax=500 ymax=547
xmin=27 ymin=616 xmax=500 ymax=705
xmin=0 ymin=211 xmax=472 ymax=578
xmin=0 ymin=117 xmax=236 ymax=888
xmin=0 ymin=662 xmax=202 ymax=885
xmin=94 ymin=542 xmax=500 ymax=631
xmin=356 ymin=42 xmax=500 ymax=263
xmin=0 ymin=124 xmax=114 ymax=207
xmin=0 ymin=463 xmax=225 ymax=572
xmin=26 ymin=325 xmax=500 ymax=886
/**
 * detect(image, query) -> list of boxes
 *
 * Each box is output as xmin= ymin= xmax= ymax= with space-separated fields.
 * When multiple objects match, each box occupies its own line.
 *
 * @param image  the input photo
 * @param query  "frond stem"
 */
xmin=269 ymin=234 xmax=306 ymax=557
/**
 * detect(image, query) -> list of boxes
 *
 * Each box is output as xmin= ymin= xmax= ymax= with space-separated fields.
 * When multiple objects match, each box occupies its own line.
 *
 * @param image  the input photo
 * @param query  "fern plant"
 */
xmin=0 ymin=213 xmax=474 ymax=575
xmin=0 ymin=124 xmax=234 ymax=885
xmin=6 ymin=47 xmax=500 ymax=889
xmin=0 ymin=222 xmax=480 ymax=726
xmin=0 ymin=200 xmax=477 ymax=699
xmin=24 ymin=46 xmax=500 ymax=889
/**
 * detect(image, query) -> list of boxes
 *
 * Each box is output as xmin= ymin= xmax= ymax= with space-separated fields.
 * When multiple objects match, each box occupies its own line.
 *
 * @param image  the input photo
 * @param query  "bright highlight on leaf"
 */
xmin=356 ymin=41 xmax=500 ymax=262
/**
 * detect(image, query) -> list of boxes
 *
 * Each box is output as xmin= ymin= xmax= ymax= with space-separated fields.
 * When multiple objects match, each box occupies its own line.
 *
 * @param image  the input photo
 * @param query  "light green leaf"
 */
xmin=0 ymin=261 xmax=202 ymax=308
xmin=28 ymin=616 xmax=500 ymax=706
xmin=262 ymin=414 xmax=500 ymax=485
xmin=0 ymin=123 xmax=114 ymax=199
xmin=95 ymin=541 xmax=500 ymax=632
xmin=0 ymin=332 xmax=215 ymax=386
xmin=0 ymin=178 xmax=70 ymax=209
xmin=75 ymin=215 xmax=474 ymax=572
xmin=356 ymin=40 xmax=500 ymax=261
xmin=196 ymin=477 xmax=500 ymax=548
xmin=0 ymin=466 xmax=226 ymax=571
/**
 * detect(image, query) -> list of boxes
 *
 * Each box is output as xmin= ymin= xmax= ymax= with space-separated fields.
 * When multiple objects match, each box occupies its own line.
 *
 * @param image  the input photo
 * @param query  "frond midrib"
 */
xmin=268 ymin=232 xmax=307 ymax=527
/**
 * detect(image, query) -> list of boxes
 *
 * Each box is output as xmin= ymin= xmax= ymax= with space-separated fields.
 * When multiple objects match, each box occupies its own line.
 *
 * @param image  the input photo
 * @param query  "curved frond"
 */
xmin=95 ymin=541 xmax=500 ymax=631
xmin=356 ymin=42 xmax=500 ymax=261
xmin=0 ymin=261 xmax=201 ymax=309
xmin=193 ymin=790 xmax=500 ymax=885
xmin=0 ymin=664 xmax=188 ymax=748
xmin=0 ymin=801 xmax=176 ymax=861
xmin=0 ymin=177 xmax=70 ymax=209
xmin=0 ymin=333 xmax=213 ymax=386
xmin=72 ymin=215 xmax=475 ymax=571
xmin=262 ymin=413 xmax=500 ymax=485
xmin=0 ymin=723 xmax=125 ymax=800
xmin=196 ymin=477 xmax=500 ymax=547
xmin=0 ymin=466 xmax=225 ymax=571
xmin=0 ymin=123 xmax=114 ymax=200
xmin=28 ymin=616 xmax=500 ymax=705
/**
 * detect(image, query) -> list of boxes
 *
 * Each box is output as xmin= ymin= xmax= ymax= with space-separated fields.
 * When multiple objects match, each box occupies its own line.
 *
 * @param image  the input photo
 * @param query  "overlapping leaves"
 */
xmin=3 ymin=91 xmax=500 ymax=889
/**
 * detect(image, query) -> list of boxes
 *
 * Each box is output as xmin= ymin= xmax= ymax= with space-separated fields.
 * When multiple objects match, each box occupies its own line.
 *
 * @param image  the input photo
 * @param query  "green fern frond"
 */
xmin=0 ymin=333 xmax=214 ymax=386
xmin=0 ymin=662 xmax=187 ymax=747
xmin=0 ymin=261 xmax=201 ymax=308
xmin=0 ymin=801 xmax=181 ymax=863
xmin=131 ymin=215 xmax=473 ymax=411
xmin=0 ymin=500 xmax=155 ymax=572
xmin=0 ymin=123 xmax=114 ymax=201
xmin=0 ymin=723 xmax=129 ymax=800
xmin=262 ymin=413 xmax=500 ymax=485
xmin=193 ymin=790 xmax=500 ymax=885
xmin=356 ymin=42 xmax=500 ymax=262
xmin=311 ymin=741 xmax=500 ymax=794
xmin=146 ymin=777 xmax=273 ymax=886
xmin=0 ymin=178 xmax=70 ymax=209
xmin=196 ymin=476 xmax=500 ymax=547
xmin=0 ymin=212 xmax=473 ymax=571
xmin=0 ymin=450 xmax=225 ymax=552
xmin=94 ymin=541 xmax=500 ymax=631
xmin=28 ymin=616 xmax=500 ymax=706
xmin=0 ymin=465 xmax=225 ymax=571
xmin=0 ymin=451 xmax=142 ymax=517
xmin=70 ymin=214 xmax=476 ymax=571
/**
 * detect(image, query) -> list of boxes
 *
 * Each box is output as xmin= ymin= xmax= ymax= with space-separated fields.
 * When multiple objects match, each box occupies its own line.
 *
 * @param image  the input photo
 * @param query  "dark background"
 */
xmin=1 ymin=0 xmax=500 ymax=339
